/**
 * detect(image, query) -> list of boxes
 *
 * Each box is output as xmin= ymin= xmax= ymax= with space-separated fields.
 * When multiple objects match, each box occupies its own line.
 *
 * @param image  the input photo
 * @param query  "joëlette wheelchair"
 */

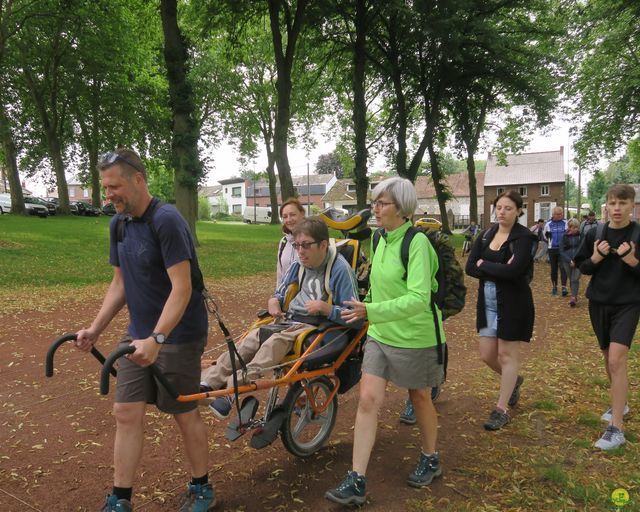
xmin=46 ymin=208 xmax=373 ymax=459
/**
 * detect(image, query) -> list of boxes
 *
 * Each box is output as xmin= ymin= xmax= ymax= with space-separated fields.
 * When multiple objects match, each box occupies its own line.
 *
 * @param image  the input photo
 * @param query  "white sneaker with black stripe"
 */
xmin=594 ymin=425 xmax=626 ymax=450
xmin=601 ymin=403 xmax=630 ymax=423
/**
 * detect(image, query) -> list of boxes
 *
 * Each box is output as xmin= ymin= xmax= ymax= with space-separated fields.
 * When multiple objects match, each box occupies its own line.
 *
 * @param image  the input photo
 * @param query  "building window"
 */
xmin=518 ymin=186 xmax=528 ymax=197
xmin=497 ymin=187 xmax=505 ymax=195
xmin=70 ymin=189 xmax=75 ymax=197
xmin=539 ymin=202 xmax=551 ymax=220
xmin=231 ymin=186 xmax=242 ymax=198
xmin=540 ymin=185 xmax=549 ymax=196
xmin=347 ymin=184 xmax=356 ymax=192
xmin=83 ymin=189 xmax=89 ymax=198
xmin=232 ymin=204 xmax=242 ymax=214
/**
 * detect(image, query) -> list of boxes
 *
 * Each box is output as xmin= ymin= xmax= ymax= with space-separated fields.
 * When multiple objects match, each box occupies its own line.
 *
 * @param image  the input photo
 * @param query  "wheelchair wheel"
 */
xmin=280 ymin=376 xmax=338 ymax=458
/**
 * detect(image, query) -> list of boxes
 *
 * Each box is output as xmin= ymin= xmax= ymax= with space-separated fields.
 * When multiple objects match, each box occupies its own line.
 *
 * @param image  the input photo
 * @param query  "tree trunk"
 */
xmin=160 ymin=0 xmax=202 ymax=241
xmin=427 ymin=143 xmax=451 ymax=234
xmin=265 ymin=143 xmax=280 ymax=225
xmin=352 ymin=0 xmax=369 ymax=209
xmin=0 ymin=107 xmax=25 ymax=214
xmin=267 ymin=0 xmax=307 ymax=202
xmin=466 ymin=148 xmax=478 ymax=225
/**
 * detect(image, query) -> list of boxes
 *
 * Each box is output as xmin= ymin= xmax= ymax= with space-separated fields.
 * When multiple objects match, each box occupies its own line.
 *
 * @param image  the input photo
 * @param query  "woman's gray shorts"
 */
xmin=362 ymin=336 xmax=444 ymax=389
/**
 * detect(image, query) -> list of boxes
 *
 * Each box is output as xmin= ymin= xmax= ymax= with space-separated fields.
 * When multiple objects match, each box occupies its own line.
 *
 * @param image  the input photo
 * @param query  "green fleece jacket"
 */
xmin=366 ymin=221 xmax=445 ymax=349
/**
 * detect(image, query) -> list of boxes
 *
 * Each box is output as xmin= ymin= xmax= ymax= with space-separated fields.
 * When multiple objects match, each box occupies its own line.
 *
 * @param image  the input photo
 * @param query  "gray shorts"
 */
xmin=362 ymin=336 xmax=444 ymax=389
xmin=114 ymin=337 xmax=205 ymax=414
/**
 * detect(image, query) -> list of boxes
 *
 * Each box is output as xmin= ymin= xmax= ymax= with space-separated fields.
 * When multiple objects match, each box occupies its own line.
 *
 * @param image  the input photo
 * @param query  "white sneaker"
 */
xmin=601 ymin=403 xmax=630 ymax=423
xmin=594 ymin=426 xmax=626 ymax=450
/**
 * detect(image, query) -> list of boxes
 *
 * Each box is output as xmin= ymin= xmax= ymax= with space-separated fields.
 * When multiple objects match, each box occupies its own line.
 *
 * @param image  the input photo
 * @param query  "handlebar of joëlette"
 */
xmin=98 ymin=344 xmax=179 ymax=398
xmin=46 ymin=333 xmax=116 ymax=378
xmin=46 ymin=334 xmax=179 ymax=399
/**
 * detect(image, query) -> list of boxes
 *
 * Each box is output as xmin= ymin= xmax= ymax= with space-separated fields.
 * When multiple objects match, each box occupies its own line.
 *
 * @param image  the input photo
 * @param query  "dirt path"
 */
xmin=0 ymin=267 xmax=602 ymax=511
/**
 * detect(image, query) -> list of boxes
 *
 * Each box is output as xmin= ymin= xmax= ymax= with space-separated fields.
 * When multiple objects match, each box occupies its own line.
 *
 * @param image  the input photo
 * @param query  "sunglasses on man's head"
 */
xmin=100 ymin=152 xmax=145 ymax=174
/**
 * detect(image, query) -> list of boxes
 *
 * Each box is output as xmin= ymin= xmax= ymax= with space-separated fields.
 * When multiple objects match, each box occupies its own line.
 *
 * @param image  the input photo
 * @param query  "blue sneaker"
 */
xmin=209 ymin=396 xmax=233 ymax=420
xmin=179 ymin=483 xmax=216 ymax=512
xmin=325 ymin=471 xmax=366 ymax=506
xmin=101 ymin=495 xmax=132 ymax=512
xmin=400 ymin=399 xmax=416 ymax=425
xmin=407 ymin=452 xmax=442 ymax=488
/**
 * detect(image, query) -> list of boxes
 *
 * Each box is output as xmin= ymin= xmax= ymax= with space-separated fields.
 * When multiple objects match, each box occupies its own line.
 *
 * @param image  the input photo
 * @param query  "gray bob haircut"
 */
xmin=371 ymin=177 xmax=417 ymax=219
xmin=567 ymin=218 xmax=580 ymax=229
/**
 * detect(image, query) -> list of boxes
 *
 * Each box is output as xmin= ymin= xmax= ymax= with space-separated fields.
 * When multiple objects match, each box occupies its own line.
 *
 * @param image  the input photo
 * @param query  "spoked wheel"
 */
xmin=280 ymin=376 xmax=338 ymax=458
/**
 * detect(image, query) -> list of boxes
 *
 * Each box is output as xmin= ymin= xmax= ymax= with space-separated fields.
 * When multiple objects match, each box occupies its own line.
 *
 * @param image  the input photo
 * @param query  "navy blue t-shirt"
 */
xmin=109 ymin=202 xmax=208 ymax=344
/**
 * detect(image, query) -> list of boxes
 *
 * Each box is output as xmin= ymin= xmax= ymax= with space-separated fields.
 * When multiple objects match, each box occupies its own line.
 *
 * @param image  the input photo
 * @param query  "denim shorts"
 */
xmin=479 ymin=281 xmax=498 ymax=337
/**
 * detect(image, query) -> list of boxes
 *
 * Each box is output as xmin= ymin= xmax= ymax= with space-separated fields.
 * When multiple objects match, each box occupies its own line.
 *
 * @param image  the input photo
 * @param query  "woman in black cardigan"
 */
xmin=465 ymin=191 xmax=537 ymax=431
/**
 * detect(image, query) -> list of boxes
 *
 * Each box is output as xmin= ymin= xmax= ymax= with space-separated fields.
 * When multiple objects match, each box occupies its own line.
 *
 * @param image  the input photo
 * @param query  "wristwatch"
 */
xmin=151 ymin=332 xmax=166 ymax=345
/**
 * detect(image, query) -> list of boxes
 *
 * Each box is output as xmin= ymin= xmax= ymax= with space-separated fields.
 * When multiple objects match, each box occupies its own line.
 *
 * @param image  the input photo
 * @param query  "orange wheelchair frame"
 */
xmin=46 ymin=208 xmax=373 ymax=458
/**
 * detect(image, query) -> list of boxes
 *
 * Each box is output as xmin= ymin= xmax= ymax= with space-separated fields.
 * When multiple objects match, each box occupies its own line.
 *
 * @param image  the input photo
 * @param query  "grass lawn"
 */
xmin=0 ymin=213 xmax=466 ymax=291
xmin=0 ymin=214 xmax=285 ymax=289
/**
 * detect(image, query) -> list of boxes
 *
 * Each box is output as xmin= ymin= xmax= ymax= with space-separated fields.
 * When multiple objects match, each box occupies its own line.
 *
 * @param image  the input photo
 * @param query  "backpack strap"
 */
xmin=277 ymin=236 xmax=287 ymax=266
xmin=595 ymin=221 xmax=607 ymax=242
xmin=372 ymin=228 xmax=383 ymax=254
xmin=399 ymin=226 xmax=445 ymax=365
xmin=399 ymin=227 xmax=420 ymax=281
xmin=324 ymin=242 xmax=337 ymax=305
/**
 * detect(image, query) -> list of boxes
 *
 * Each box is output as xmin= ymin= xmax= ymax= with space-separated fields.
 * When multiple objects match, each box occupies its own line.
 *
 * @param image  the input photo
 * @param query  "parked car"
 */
xmin=23 ymin=197 xmax=49 ymax=218
xmin=0 ymin=192 xmax=11 ymax=214
xmin=45 ymin=197 xmax=79 ymax=215
xmin=414 ymin=217 xmax=442 ymax=230
xmin=102 ymin=202 xmax=116 ymax=216
xmin=73 ymin=201 xmax=101 ymax=216
xmin=33 ymin=197 xmax=58 ymax=216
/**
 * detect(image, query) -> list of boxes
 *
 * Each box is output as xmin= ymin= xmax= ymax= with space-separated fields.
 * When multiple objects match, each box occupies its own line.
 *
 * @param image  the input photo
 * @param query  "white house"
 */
xmin=218 ymin=178 xmax=247 ymax=216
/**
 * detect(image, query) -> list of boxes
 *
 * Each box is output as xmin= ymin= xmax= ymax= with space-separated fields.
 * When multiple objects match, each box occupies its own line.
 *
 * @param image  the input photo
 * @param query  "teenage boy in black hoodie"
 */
xmin=574 ymin=184 xmax=640 ymax=450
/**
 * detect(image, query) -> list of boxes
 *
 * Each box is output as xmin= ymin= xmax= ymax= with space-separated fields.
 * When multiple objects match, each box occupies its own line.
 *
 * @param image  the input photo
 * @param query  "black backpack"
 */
xmin=594 ymin=221 xmax=640 ymax=253
xmin=115 ymin=197 xmax=206 ymax=295
xmin=372 ymin=226 xmax=466 ymax=368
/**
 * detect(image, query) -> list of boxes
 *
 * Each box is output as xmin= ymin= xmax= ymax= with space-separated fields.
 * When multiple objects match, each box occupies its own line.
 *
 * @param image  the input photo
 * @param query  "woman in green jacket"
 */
xmin=325 ymin=177 xmax=444 ymax=506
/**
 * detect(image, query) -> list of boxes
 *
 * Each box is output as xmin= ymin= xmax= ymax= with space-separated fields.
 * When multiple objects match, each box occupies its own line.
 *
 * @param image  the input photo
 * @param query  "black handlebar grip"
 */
xmin=100 ymin=345 xmax=136 ymax=395
xmin=99 ymin=346 xmax=179 ymax=399
xmin=46 ymin=333 xmax=77 ymax=377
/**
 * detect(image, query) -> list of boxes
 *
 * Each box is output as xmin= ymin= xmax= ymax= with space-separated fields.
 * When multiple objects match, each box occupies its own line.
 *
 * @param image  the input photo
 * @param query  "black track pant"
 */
xmin=548 ymin=249 xmax=567 ymax=287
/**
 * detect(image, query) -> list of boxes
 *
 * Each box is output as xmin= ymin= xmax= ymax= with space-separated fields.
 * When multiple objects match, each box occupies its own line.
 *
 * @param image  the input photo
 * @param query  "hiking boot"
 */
xmin=551 ymin=286 xmax=558 ymax=296
xmin=325 ymin=471 xmax=366 ymax=506
xmin=561 ymin=286 xmax=568 ymax=297
xmin=179 ymin=483 xmax=216 ymax=512
xmin=483 ymin=408 xmax=510 ymax=431
xmin=595 ymin=425 xmax=626 ymax=450
xmin=407 ymin=452 xmax=442 ymax=488
xmin=508 ymin=376 xmax=524 ymax=408
xmin=569 ymin=297 xmax=577 ymax=307
xmin=209 ymin=396 xmax=233 ymax=420
xmin=101 ymin=495 xmax=132 ymax=512
xmin=399 ymin=399 xmax=417 ymax=425
xmin=601 ymin=403 xmax=630 ymax=423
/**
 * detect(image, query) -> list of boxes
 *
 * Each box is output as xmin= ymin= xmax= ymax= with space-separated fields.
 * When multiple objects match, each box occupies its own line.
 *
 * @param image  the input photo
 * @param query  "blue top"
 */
xmin=559 ymin=231 xmax=582 ymax=264
xmin=544 ymin=219 xmax=567 ymax=249
xmin=109 ymin=202 xmax=208 ymax=344
xmin=275 ymin=251 xmax=360 ymax=327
